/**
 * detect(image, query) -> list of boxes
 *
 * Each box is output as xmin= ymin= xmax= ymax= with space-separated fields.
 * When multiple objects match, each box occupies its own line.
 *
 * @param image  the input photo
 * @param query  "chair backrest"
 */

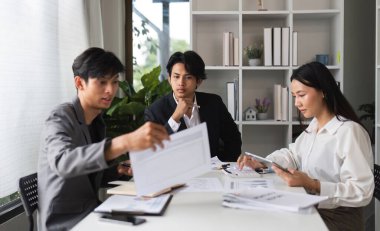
xmin=18 ymin=173 xmax=38 ymax=231
xmin=375 ymin=164 xmax=380 ymax=201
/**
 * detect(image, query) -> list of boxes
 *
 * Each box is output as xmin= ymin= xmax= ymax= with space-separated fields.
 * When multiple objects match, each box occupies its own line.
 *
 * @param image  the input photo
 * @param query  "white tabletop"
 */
xmin=72 ymin=170 xmax=328 ymax=231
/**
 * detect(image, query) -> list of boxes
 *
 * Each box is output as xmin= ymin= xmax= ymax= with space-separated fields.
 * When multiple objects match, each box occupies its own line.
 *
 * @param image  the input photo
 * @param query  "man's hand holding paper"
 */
xmin=130 ymin=123 xmax=211 ymax=197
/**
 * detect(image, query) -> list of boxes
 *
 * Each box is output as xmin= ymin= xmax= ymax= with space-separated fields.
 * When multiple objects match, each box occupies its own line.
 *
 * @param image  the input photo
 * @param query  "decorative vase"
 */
xmin=257 ymin=112 xmax=268 ymax=120
xmin=248 ymin=58 xmax=261 ymax=66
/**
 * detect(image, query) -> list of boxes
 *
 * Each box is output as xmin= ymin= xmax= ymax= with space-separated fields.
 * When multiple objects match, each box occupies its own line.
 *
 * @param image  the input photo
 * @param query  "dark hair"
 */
xmin=72 ymin=47 xmax=125 ymax=82
xmin=291 ymin=61 xmax=364 ymax=128
xmin=166 ymin=50 xmax=207 ymax=81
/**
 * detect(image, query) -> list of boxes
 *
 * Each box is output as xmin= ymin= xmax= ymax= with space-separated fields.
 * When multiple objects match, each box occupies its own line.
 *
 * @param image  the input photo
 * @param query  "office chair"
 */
xmin=375 ymin=164 xmax=380 ymax=201
xmin=18 ymin=173 xmax=38 ymax=231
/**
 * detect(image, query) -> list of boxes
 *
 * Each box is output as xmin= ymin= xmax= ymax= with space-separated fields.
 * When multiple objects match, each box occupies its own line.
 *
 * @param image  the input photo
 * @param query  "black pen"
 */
xmin=121 ymin=163 xmax=131 ymax=168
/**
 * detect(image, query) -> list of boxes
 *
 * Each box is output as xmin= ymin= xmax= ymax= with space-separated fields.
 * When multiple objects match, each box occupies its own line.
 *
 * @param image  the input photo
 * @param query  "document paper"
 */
xmin=130 ymin=123 xmax=211 ymax=196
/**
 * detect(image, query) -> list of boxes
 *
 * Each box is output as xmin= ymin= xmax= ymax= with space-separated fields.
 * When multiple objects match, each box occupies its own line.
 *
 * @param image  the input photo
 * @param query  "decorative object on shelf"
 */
xmin=256 ymin=0 xmax=267 ymax=11
xmin=244 ymin=44 xmax=263 ymax=66
xmin=257 ymin=112 xmax=268 ymax=120
xmin=244 ymin=107 xmax=256 ymax=121
xmin=315 ymin=54 xmax=329 ymax=65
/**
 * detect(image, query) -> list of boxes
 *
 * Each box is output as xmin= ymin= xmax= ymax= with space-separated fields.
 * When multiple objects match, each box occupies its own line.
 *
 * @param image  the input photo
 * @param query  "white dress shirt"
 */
xmin=168 ymin=93 xmax=201 ymax=132
xmin=267 ymin=116 xmax=374 ymax=209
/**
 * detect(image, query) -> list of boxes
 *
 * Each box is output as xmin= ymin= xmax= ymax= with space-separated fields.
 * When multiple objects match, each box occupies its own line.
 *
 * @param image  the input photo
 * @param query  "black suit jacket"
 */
xmin=145 ymin=92 xmax=242 ymax=161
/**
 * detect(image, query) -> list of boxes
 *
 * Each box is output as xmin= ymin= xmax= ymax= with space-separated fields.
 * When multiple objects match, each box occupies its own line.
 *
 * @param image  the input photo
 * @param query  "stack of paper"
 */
xmin=223 ymin=188 xmax=327 ymax=213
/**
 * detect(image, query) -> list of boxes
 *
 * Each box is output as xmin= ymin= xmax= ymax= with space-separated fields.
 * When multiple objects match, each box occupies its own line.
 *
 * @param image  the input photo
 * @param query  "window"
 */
xmin=0 ymin=0 xmax=89 ymax=214
xmin=132 ymin=0 xmax=190 ymax=90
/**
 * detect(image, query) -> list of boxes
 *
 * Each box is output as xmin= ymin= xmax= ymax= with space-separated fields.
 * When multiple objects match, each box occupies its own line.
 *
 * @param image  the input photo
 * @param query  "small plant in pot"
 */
xmin=255 ymin=97 xmax=271 ymax=120
xmin=245 ymin=44 xmax=263 ymax=66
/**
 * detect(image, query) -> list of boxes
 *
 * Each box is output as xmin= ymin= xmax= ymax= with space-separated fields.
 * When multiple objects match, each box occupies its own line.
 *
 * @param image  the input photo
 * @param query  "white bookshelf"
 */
xmin=190 ymin=0 xmax=344 ymax=156
xmin=375 ymin=0 xmax=380 ymax=229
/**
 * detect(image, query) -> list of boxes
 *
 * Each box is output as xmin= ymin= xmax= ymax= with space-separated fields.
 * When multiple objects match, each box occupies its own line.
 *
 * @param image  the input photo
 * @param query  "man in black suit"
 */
xmin=145 ymin=50 xmax=242 ymax=161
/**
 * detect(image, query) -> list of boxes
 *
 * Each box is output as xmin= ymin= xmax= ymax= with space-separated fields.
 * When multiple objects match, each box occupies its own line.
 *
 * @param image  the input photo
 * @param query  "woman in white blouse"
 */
xmin=238 ymin=62 xmax=374 ymax=231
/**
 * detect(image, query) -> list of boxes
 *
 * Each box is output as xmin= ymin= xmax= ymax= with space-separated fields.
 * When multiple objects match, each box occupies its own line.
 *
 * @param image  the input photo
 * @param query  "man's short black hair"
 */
xmin=166 ymin=50 xmax=206 ymax=81
xmin=72 ymin=47 xmax=125 ymax=81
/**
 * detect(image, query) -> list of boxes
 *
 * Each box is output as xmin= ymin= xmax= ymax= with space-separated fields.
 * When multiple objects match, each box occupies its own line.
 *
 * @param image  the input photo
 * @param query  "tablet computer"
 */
xmin=244 ymin=152 xmax=290 ymax=173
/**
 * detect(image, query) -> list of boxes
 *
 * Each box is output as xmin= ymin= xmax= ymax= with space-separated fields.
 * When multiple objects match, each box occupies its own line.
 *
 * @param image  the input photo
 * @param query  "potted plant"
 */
xmin=255 ymin=97 xmax=271 ymax=120
xmin=104 ymin=66 xmax=172 ymax=138
xmin=358 ymin=102 xmax=375 ymax=143
xmin=244 ymin=44 xmax=263 ymax=66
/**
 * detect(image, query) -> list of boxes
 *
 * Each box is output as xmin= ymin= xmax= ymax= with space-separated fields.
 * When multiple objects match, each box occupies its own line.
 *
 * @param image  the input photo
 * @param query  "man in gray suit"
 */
xmin=37 ymin=47 xmax=169 ymax=231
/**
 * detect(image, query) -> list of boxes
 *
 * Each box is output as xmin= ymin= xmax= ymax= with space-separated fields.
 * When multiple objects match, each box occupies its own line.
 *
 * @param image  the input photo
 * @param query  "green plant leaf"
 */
xmin=118 ymin=101 xmax=146 ymax=115
xmin=141 ymin=66 xmax=161 ymax=90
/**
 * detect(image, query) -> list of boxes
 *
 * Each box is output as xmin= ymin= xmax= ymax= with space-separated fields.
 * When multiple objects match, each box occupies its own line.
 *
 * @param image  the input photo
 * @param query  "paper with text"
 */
xmin=130 ymin=123 xmax=211 ymax=196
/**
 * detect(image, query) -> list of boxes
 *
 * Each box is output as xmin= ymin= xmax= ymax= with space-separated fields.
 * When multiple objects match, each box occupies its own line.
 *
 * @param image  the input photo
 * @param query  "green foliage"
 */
xmin=104 ymin=66 xmax=171 ymax=137
xmin=358 ymin=102 xmax=375 ymax=121
xmin=244 ymin=44 xmax=263 ymax=59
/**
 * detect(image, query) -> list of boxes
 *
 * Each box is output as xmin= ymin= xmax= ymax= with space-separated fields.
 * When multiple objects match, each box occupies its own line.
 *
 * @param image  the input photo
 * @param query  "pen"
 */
xmin=121 ymin=163 xmax=131 ymax=168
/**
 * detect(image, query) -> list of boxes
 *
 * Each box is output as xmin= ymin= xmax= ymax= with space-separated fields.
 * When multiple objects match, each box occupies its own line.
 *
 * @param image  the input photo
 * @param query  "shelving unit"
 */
xmin=375 ymin=0 xmax=380 ymax=229
xmin=190 ymin=0 xmax=343 ymax=155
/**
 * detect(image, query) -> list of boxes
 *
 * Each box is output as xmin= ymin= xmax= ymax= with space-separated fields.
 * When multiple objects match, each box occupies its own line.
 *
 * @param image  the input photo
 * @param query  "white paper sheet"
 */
xmin=223 ymin=187 xmax=328 ymax=212
xmin=130 ymin=123 xmax=211 ymax=196
xmin=179 ymin=177 xmax=223 ymax=192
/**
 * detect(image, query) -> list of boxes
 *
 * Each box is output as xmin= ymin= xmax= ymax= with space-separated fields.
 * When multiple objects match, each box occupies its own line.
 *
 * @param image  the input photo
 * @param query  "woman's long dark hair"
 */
xmin=291 ymin=62 xmax=365 ymax=130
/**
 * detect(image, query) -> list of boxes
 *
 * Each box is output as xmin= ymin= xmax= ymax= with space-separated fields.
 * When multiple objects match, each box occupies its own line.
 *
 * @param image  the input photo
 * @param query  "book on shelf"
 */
xmin=273 ymin=27 xmax=282 ymax=66
xmin=292 ymin=31 xmax=298 ymax=66
xmin=263 ymin=28 xmax=272 ymax=66
xmin=273 ymin=84 xmax=282 ymax=121
xmin=273 ymin=85 xmax=288 ymax=121
xmin=233 ymin=37 xmax=239 ymax=66
xmin=223 ymin=32 xmax=231 ymax=66
xmin=281 ymin=27 xmax=290 ymax=66
xmin=281 ymin=86 xmax=288 ymax=121
xmin=226 ymin=79 xmax=238 ymax=120
xmin=223 ymin=32 xmax=238 ymax=66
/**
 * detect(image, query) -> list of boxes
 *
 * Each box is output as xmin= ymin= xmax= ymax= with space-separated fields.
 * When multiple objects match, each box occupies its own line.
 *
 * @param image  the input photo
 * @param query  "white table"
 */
xmin=72 ymin=170 xmax=328 ymax=231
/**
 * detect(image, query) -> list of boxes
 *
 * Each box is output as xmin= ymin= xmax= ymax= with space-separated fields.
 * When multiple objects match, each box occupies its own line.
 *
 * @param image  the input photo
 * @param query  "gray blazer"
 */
xmin=37 ymin=97 xmax=121 ymax=231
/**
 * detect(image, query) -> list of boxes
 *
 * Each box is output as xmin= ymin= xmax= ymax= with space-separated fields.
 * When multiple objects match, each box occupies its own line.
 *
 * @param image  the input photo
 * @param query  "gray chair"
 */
xmin=18 ymin=173 xmax=38 ymax=231
xmin=375 ymin=164 xmax=380 ymax=201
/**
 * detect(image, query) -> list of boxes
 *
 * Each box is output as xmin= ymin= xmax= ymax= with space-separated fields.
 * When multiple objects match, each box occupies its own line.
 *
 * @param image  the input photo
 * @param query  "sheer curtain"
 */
xmin=0 ymin=0 xmax=89 ymax=201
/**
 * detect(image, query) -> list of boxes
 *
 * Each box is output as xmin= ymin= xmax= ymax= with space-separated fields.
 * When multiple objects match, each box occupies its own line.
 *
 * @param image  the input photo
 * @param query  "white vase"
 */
xmin=257 ymin=113 xmax=268 ymax=120
xmin=248 ymin=58 xmax=261 ymax=66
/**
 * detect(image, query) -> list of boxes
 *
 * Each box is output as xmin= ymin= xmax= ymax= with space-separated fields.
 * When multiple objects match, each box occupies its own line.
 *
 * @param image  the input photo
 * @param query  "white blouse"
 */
xmin=267 ymin=116 xmax=374 ymax=209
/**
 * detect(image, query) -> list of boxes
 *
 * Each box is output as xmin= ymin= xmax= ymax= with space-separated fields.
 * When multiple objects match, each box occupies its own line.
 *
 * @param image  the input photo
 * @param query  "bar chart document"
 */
xmin=130 ymin=123 xmax=211 ymax=196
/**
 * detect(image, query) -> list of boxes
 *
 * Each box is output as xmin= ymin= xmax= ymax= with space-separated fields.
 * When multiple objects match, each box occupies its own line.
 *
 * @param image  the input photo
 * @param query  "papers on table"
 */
xmin=222 ymin=164 xmax=261 ymax=178
xmin=130 ymin=123 xmax=211 ymax=197
xmin=94 ymin=194 xmax=172 ymax=215
xmin=223 ymin=188 xmax=328 ymax=213
xmin=224 ymin=178 xmax=274 ymax=192
xmin=179 ymin=177 xmax=223 ymax=193
xmin=210 ymin=156 xmax=227 ymax=170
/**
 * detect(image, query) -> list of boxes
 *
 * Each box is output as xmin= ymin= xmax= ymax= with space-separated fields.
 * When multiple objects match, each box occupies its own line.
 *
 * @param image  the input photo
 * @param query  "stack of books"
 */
xmin=263 ymin=27 xmax=297 ymax=66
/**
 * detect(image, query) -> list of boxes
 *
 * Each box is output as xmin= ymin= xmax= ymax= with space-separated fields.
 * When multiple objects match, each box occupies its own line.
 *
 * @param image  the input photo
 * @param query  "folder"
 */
xmin=107 ymin=181 xmax=184 ymax=197
xmin=95 ymin=194 xmax=173 ymax=216
xmin=273 ymin=84 xmax=282 ymax=121
xmin=223 ymin=32 xmax=231 ymax=66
